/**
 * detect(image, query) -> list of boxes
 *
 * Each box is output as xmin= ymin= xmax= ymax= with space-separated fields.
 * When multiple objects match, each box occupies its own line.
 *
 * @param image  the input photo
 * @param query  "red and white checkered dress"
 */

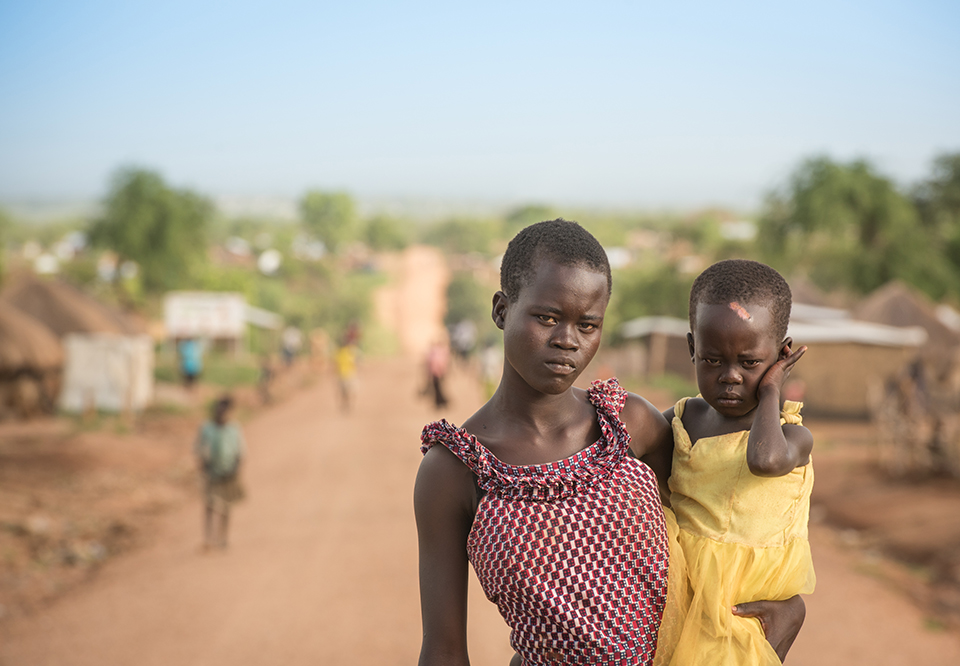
xmin=421 ymin=378 xmax=669 ymax=665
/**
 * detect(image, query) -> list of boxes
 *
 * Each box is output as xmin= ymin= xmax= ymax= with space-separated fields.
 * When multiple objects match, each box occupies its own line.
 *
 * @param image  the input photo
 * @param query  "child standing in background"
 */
xmin=195 ymin=395 xmax=246 ymax=550
xmin=334 ymin=343 xmax=358 ymax=413
xmin=663 ymin=259 xmax=815 ymax=665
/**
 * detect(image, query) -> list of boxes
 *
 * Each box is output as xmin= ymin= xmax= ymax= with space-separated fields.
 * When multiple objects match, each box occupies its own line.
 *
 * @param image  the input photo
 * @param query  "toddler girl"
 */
xmin=663 ymin=259 xmax=815 ymax=665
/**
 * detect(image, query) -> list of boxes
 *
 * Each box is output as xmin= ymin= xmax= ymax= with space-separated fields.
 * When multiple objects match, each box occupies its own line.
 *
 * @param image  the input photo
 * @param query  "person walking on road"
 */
xmin=425 ymin=339 xmax=450 ymax=408
xmin=334 ymin=343 xmax=358 ymax=413
xmin=195 ymin=395 xmax=246 ymax=550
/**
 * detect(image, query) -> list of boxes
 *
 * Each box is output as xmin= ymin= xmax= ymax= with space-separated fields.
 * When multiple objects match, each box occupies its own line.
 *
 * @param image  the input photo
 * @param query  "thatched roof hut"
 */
xmin=853 ymin=281 xmax=960 ymax=355
xmin=0 ymin=301 xmax=64 ymax=417
xmin=0 ymin=300 xmax=64 ymax=373
xmin=0 ymin=275 xmax=143 ymax=337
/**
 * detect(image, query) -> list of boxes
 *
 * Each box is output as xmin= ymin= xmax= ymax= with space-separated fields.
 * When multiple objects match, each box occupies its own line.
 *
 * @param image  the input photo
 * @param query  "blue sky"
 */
xmin=1 ymin=1 xmax=958 ymax=211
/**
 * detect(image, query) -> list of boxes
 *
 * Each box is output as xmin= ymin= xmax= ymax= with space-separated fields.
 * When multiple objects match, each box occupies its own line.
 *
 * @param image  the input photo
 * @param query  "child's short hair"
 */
xmin=689 ymin=259 xmax=792 ymax=340
xmin=213 ymin=394 xmax=234 ymax=416
xmin=500 ymin=219 xmax=612 ymax=302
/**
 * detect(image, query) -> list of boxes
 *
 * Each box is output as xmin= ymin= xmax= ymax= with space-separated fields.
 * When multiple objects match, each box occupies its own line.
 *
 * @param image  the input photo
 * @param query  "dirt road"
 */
xmin=1 ymin=354 xmax=959 ymax=665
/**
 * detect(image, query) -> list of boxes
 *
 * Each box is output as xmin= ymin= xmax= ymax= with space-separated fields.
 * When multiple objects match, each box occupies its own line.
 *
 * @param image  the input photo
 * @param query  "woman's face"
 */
xmin=495 ymin=257 xmax=609 ymax=396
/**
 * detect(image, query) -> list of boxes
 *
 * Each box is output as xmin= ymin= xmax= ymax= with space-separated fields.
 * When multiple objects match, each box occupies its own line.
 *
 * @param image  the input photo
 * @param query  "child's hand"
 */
xmin=758 ymin=344 xmax=807 ymax=397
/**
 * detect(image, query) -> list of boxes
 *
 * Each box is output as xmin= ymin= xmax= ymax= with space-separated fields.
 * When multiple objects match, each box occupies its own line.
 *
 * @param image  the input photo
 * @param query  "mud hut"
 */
xmin=618 ymin=316 xmax=696 ymax=382
xmin=0 ymin=274 xmax=144 ymax=336
xmin=1 ymin=275 xmax=153 ymax=413
xmin=0 ymin=301 xmax=64 ymax=417
xmin=854 ymin=281 xmax=960 ymax=357
xmin=855 ymin=282 xmax=960 ymax=477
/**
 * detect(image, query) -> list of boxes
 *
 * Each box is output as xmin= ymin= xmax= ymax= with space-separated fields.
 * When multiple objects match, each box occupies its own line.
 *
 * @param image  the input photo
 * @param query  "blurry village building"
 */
xmin=162 ymin=291 xmax=282 ymax=356
xmin=0 ymin=300 xmax=64 ymax=418
xmin=0 ymin=274 xmax=154 ymax=416
xmin=854 ymin=282 xmax=960 ymax=478
xmin=618 ymin=280 xmax=960 ymax=478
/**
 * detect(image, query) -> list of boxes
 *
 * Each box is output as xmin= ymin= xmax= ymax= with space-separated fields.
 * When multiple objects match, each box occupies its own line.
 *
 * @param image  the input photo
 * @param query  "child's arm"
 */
xmin=747 ymin=344 xmax=813 ymax=477
xmin=413 ymin=445 xmax=475 ymax=666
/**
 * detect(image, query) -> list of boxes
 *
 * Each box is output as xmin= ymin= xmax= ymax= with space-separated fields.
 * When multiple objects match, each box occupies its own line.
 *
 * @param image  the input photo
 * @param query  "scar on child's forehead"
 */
xmin=728 ymin=301 xmax=752 ymax=321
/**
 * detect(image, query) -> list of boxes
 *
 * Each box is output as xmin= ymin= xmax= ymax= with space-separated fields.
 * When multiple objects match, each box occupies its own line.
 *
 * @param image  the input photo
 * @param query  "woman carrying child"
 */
xmin=664 ymin=259 xmax=815 ymax=665
xmin=415 ymin=222 xmax=805 ymax=666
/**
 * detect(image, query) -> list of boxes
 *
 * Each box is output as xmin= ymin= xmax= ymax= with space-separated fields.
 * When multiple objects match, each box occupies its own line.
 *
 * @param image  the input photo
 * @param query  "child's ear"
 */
xmin=492 ymin=291 xmax=509 ymax=330
xmin=687 ymin=332 xmax=696 ymax=362
xmin=779 ymin=337 xmax=794 ymax=358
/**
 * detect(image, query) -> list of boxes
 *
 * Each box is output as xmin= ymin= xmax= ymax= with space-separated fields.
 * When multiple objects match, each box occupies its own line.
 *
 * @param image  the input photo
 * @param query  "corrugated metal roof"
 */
xmin=621 ymin=314 xmax=927 ymax=347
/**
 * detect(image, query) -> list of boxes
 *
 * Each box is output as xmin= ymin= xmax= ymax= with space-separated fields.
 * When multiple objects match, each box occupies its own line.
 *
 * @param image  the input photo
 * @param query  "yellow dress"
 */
xmin=657 ymin=397 xmax=815 ymax=665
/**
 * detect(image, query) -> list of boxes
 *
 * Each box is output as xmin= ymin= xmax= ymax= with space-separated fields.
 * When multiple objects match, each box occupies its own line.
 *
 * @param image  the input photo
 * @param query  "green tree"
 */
xmin=88 ymin=167 xmax=212 ymax=293
xmin=421 ymin=218 xmax=501 ymax=255
xmin=914 ymin=152 xmax=960 ymax=275
xmin=299 ymin=190 xmax=356 ymax=254
xmin=444 ymin=271 xmax=491 ymax=329
xmin=607 ymin=262 xmax=695 ymax=343
xmin=504 ymin=204 xmax=555 ymax=237
xmin=757 ymin=157 xmax=951 ymax=298
xmin=363 ymin=215 xmax=410 ymax=251
xmin=0 ymin=207 xmax=9 ymax=283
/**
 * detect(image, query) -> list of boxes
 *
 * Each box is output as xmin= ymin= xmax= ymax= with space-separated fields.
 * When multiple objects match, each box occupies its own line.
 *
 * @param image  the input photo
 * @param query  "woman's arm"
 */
xmin=621 ymin=393 xmax=673 ymax=499
xmin=747 ymin=344 xmax=813 ymax=477
xmin=414 ymin=445 xmax=476 ymax=666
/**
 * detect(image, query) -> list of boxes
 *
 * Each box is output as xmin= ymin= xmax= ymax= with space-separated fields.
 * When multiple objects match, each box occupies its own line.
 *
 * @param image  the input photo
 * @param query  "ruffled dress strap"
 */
xmin=419 ymin=378 xmax=632 ymax=502
xmin=586 ymin=376 xmax=630 ymax=440
xmin=421 ymin=418 xmax=494 ymax=478
xmin=672 ymin=396 xmax=692 ymax=419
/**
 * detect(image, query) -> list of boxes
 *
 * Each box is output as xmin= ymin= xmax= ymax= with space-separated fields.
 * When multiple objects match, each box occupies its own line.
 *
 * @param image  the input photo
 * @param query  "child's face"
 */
xmin=688 ymin=300 xmax=784 ymax=418
xmin=495 ymin=257 xmax=609 ymax=396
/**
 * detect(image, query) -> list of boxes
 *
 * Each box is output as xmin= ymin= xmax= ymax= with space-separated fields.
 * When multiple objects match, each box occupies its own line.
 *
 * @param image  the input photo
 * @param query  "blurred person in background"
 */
xmin=425 ymin=338 xmax=450 ymax=409
xmin=195 ymin=395 xmax=246 ymax=550
xmin=334 ymin=342 xmax=358 ymax=413
xmin=177 ymin=337 xmax=204 ymax=389
xmin=450 ymin=319 xmax=478 ymax=367
xmin=258 ymin=353 xmax=274 ymax=405
xmin=281 ymin=325 xmax=303 ymax=367
xmin=342 ymin=320 xmax=362 ymax=347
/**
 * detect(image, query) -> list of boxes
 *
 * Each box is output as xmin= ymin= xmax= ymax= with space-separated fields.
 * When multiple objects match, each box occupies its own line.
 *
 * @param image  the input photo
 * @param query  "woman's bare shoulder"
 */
xmin=620 ymin=391 xmax=671 ymax=457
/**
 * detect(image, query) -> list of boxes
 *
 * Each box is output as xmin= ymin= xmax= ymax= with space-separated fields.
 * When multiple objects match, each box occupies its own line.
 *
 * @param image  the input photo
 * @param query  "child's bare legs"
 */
xmin=203 ymin=499 xmax=230 ymax=549
xmin=218 ymin=507 xmax=230 ymax=548
xmin=339 ymin=379 xmax=351 ymax=412
xmin=203 ymin=500 xmax=216 ymax=549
